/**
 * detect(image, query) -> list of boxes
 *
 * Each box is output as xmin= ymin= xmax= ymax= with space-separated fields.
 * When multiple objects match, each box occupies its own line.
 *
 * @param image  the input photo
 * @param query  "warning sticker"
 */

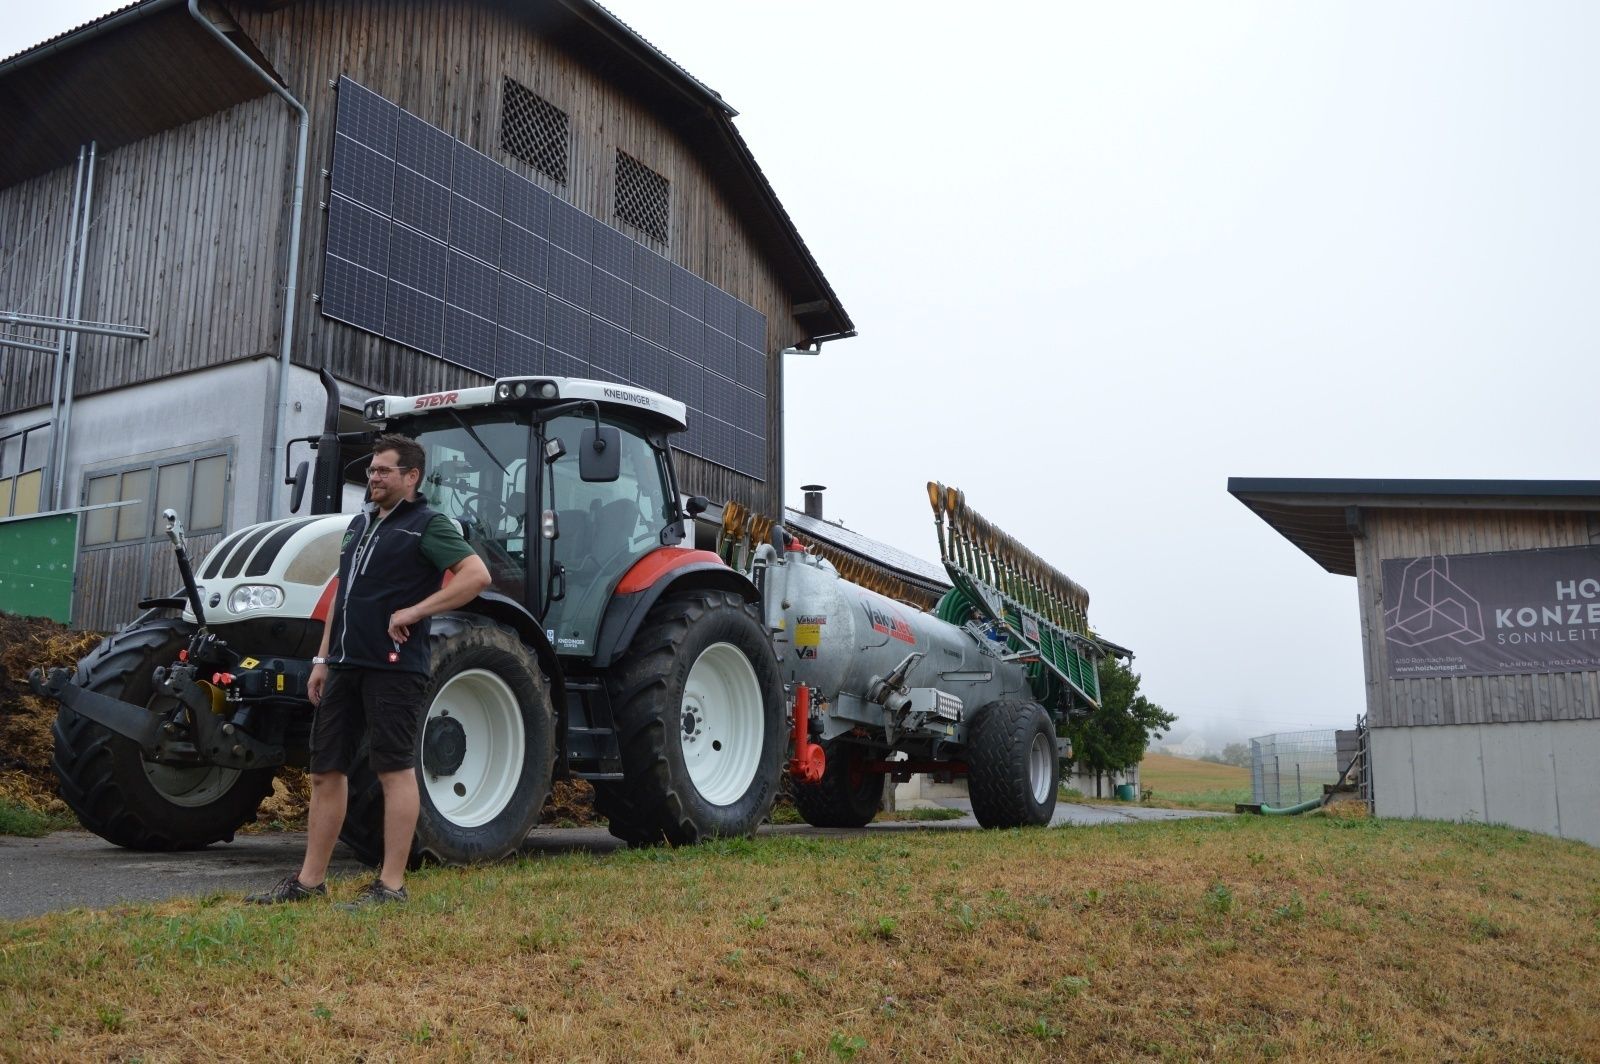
xmin=239 ymin=657 xmax=260 ymax=669
xmin=795 ymin=623 xmax=822 ymax=647
xmin=1021 ymin=614 xmax=1040 ymax=643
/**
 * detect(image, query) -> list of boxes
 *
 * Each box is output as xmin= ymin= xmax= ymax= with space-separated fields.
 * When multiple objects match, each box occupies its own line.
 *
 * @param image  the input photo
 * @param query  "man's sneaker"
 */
xmin=336 ymin=880 xmax=409 ymax=911
xmin=245 ymin=874 xmax=327 ymax=905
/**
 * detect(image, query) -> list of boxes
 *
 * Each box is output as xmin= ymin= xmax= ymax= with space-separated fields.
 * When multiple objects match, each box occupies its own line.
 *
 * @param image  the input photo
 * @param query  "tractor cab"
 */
xmin=362 ymin=377 xmax=691 ymax=659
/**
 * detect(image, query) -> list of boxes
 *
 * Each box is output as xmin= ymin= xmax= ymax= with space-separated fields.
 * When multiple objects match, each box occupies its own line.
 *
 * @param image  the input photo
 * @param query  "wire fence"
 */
xmin=1250 ymin=729 xmax=1342 ymax=806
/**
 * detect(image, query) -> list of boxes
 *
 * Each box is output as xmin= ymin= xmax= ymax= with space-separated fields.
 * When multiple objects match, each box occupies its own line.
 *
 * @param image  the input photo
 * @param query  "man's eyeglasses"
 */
xmin=366 ymin=464 xmax=412 ymax=479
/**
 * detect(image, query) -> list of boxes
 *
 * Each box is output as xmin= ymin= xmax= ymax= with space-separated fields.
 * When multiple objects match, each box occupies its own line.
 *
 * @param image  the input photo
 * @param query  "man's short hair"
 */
xmin=373 ymin=434 xmax=426 ymax=481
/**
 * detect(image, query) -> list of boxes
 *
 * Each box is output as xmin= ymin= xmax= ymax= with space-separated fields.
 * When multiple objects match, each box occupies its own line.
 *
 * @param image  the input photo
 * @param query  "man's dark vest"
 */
xmin=328 ymin=496 xmax=443 ymax=676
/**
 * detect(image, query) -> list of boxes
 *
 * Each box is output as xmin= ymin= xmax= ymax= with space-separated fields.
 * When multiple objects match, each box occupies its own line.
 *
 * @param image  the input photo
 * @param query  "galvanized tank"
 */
xmin=757 ymin=544 xmax=1029 ymax=742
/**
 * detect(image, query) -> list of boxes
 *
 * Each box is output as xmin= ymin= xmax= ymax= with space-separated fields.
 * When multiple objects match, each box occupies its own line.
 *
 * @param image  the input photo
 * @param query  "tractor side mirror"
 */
xmin=579 ymin=426 xmax=620 ymax=482
xmin=287 ymin=460 xmax=309 ymax=514
xmin=685 ymin=495 xmax=709 ymax=517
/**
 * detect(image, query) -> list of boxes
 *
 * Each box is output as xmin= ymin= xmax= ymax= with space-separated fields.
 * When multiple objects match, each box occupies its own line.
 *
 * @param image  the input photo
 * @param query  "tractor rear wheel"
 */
xmin=789 ymin=740 xmax=884 ymax=828
xmin=604 ymin=590 xmax=784 ymax=846
xmin=51 ymin=619 xmax=276 ymax=850
xmin=967 ymin=700 xmax=1059 ymax=828
xmin=342 ymin=614 xmax=554 ymax=867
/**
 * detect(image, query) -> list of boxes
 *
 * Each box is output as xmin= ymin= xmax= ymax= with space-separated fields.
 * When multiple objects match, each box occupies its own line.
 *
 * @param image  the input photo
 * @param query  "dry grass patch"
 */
xmin=4 ymin=816 xmax=1598 ymax=1061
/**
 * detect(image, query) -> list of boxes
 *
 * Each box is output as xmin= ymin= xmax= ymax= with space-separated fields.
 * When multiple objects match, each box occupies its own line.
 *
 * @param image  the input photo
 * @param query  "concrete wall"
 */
xmin=1371 ymin=720 xmax=1600 ymax=846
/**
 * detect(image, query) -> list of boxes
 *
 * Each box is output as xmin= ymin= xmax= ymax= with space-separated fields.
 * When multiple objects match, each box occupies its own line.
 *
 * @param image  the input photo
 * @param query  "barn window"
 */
xmin=500 ymin=77 xmax=569 ymax=184
xmin=81 ymin=450 xmax=230 ymax=548
xmin=614 ymin=150 xmax=670 ymax=244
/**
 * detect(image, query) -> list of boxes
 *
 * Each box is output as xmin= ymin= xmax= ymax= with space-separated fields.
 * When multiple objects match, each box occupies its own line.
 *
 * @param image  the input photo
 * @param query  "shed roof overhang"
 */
xmin=0 ymin=0 xmax=855 ymax=343
xmin=0 ymin=0 xmax=276 ymax=189
xmin=1228 ymin=477 xmax=1600 ymax=577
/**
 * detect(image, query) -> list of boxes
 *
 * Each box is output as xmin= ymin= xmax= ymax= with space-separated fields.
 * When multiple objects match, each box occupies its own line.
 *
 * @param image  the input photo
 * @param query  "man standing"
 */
xmin=249 ymin=434 xmax=491 ymax=907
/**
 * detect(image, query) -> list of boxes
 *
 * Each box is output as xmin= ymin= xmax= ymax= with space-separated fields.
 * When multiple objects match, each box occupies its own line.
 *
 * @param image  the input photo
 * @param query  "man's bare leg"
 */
xmin=298 ymin=771 xmax=348 ymax=888
xmin=377 ymin=768 xmax=420 ymax=891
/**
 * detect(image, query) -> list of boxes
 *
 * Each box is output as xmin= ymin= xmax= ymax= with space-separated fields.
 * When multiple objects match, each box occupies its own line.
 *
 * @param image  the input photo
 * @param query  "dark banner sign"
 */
xmin=1382 ymin=545 xmax=1600 ymax=678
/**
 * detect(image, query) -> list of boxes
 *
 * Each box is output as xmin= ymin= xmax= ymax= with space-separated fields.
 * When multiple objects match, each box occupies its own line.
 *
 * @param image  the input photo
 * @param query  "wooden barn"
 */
xmin=0 ymin=0 xmax=853 ymax=630
xmin=1231 ymin=477 xmax=1600 ymax=846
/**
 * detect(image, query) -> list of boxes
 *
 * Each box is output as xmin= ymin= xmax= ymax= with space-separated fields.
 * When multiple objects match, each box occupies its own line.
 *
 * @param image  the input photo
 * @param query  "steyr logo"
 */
xmin=414 ymin=391 xmax=460 ymax=408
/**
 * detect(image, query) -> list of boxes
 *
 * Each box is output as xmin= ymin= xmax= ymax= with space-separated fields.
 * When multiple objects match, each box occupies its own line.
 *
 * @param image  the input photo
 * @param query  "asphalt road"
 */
xmin=0 ymin=801 xmax=1226 ymax=921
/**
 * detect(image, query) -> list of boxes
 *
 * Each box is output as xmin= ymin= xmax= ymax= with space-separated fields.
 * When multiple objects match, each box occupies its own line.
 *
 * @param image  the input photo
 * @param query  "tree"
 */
xmin=1065 ymin=657 xmax=1176 ymax=796
xmin=1217 ymin=742 xmax=1251 ymax=769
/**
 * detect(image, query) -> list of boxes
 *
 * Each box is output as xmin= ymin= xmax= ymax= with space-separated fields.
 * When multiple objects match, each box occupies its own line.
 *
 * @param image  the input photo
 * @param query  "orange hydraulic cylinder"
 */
xmin=787 ymin=683 xmax=826 ymax=784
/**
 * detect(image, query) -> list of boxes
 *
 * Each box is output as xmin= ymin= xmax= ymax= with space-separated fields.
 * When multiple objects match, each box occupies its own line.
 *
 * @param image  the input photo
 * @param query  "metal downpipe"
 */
xmin=44 ymin=145 xmax=85 ymax=511
xmin=52 ymin=142 xmax=96 ymax=512
xmin=185 ymin=0 xmax=308 ymax=522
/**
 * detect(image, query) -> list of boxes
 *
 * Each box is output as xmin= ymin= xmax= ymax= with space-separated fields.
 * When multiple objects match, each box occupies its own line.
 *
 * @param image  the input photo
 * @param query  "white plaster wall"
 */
xmin=1371 ymin=720 xmax=1600 ymax=846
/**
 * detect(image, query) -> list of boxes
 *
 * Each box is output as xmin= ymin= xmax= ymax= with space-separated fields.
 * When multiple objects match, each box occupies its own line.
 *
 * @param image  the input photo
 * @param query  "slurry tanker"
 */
xmin=32 ymin=373 xmax=1118 ymax=863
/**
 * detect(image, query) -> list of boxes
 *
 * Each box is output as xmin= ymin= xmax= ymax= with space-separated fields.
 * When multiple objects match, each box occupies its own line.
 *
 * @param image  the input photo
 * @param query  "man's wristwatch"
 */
xmin=311 ymin=656 xmax=329 ymax=666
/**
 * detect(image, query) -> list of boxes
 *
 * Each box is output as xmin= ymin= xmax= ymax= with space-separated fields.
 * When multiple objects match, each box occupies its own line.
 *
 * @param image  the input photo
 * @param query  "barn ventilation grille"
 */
xmin=499 ymin=77 xmax=569 ymax=183
xmin=615 ymin=150 xmax=669 ymax=244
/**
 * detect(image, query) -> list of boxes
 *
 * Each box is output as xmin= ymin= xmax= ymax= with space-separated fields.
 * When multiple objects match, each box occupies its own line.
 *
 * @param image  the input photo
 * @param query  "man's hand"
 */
xmin=308 ymin=663 xmax=328 ymax=706
xmin=389 ymin=605 xmax=425 ymax=643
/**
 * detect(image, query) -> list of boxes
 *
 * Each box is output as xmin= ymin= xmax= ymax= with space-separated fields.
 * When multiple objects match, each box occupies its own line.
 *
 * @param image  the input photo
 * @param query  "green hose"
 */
xmin=1259 ymin=797 xmax=1324 ymax=816
xmin=934 ymin=588 xmax=1054 ymax=703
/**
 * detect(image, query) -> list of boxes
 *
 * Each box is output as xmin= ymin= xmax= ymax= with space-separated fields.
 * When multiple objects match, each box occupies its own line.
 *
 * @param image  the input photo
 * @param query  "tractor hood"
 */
xmin=184 ymin=513 xmax=349 ymax=625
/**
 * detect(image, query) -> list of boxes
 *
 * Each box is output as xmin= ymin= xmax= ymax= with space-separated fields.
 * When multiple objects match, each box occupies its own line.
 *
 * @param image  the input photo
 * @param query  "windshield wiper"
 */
xmin=445 ymin=409 xmax=512 ymax=477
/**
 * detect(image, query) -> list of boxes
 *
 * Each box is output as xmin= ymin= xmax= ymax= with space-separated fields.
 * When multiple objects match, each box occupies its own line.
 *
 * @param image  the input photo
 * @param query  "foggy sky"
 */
xmin=8 ymin=2 xmax=1596 ymax=746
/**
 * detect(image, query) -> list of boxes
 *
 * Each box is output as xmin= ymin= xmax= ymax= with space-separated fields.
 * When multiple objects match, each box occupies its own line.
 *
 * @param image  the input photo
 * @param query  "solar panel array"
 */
xmin=320 ymin=77 xmax=769 ymax=480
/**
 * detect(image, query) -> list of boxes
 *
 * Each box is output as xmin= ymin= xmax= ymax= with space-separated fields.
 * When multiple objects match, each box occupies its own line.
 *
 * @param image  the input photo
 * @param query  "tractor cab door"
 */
xmin=536 ymin=413 xmax=675 ymax=658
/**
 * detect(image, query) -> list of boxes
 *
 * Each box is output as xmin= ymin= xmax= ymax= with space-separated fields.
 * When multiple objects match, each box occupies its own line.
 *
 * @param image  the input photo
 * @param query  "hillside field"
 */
xmin=1139 ymin=752 xmax=1254 ymax=810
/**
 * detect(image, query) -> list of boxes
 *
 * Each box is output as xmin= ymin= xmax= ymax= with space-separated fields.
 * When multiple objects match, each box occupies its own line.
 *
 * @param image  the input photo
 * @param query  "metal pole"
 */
xmin=44 ymin=146 xmax=86 ymax=513
xmin=52 ymin=142 xmax=96 ymax=512
xmin=186 ymin=0 xmax=308 ymax=522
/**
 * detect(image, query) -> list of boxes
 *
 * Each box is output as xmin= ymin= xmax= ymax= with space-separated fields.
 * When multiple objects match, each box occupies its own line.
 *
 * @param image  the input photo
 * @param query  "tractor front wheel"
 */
xmin=51 ymin=619 xmax=276 ymax=850
xmin=342 ymin=614 xmax=554 ymax=867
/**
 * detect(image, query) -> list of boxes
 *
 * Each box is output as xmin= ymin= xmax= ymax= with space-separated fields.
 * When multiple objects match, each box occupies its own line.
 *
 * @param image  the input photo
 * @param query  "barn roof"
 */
xmin=1229 ymin=477 xmax=1600 ymax=576
xmin=0 ymin=0 xmax=853 ymax=342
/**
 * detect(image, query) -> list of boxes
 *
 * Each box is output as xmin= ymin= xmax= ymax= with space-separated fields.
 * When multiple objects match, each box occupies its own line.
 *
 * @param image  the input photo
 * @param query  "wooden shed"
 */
xmin=0 ymin=0 xmax=853 ymax=630
xmin=1231 ymin=477 xmax=1600 ymax=846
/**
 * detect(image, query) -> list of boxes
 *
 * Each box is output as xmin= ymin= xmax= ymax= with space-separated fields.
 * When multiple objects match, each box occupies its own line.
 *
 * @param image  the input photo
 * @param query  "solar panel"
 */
xmin=449 ymin=194 xmax=500 ymax=267
xmin=446 ymin=249 xmax=498 ymax=320
xmin=452 ymin=141 xmax=501 ymax=211
xmin=385 ymin=281 xmax=444 ymax=354
xmin=331 ymin=134 xmax=394 ymax=215
xmin=388 ymin=224 xmax=447 ymax=299
xmin=701 ymin=326 xmax=737 ymax=382
xmin=589 ymin=318 xmax=631 ymax=381
xmin=497 ymin=274 xmax=545 ymax=339
xmin=392 ymin=166 xmax=450 ymax=241
xmin=591 ymin=267 xmax=631 ymax=328
xmin=736 ymin=344 xmax=765 ymax=394
xmin=500 ymin=222 xmax=547 ymax=288
xmin=336 ymin=79 xmax=397 ymax=157
xmin=441 ymin=305 xmax=497 ymax=368
xmin=323 ymin=77 xmax=772 ymax=479
xmin=396 ymin=110 xmax=452 ymax=185
xmin=630 ymin=336 xmax=670 ymax=395
xmin=497 ymin=327 xmax=544 ymax=377
xmin=321 ymin=256 xmax=387 ymax=335
xmin=545 ymin=295 xmax=590 ymax=357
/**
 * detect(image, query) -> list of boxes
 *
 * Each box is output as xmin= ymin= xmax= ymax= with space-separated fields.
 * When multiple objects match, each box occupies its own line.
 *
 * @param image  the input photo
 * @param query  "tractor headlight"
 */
xmin=227 ymin=584 xmax=284 ymax=614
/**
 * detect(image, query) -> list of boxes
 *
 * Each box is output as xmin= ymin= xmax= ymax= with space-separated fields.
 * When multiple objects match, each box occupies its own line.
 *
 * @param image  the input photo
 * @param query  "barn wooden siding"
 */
xmin=239 ymin=0 xmax=804 ymax=514
xmin=1355 ymin=508 xmax=1600 ymax=729
xmin=0 ymin=93 xmax=291 ymax=416
xmin=75 ymin=530 xmax=224 ymax=632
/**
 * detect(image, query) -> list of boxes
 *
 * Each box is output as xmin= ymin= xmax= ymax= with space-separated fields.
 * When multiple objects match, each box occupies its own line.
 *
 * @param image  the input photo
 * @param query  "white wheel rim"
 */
xmin=143 ymin=760 xmax=241 ymax=808
xmin=1027 ymin=729 xmax=1054 ymax=805
xmin=680 ymin=641 xmax=763 ymax=807
xmin=423 ymin=668 xmax=525 ymax=827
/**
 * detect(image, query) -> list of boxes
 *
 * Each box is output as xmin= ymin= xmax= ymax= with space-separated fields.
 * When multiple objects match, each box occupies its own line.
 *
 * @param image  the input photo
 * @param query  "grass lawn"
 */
xmin=3 ymin=815 xmax=1597 ymax=1061
xmin=1139 ymin=752 xmax=1255 ymax=810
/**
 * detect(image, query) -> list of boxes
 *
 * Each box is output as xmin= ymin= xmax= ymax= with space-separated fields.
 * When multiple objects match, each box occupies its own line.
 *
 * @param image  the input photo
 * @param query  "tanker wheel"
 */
xmin=967 ymin=700 xmax=1059 ymax=829
xmin=790 ymin=741 xmax=885 ymax=828
xmin=605 ymin=590 xmax=785 ymax=846
xmin=342 ymin=614 xmax=554 ymax=868
xmin=50 ymin=619 xmax=276 ymax=850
